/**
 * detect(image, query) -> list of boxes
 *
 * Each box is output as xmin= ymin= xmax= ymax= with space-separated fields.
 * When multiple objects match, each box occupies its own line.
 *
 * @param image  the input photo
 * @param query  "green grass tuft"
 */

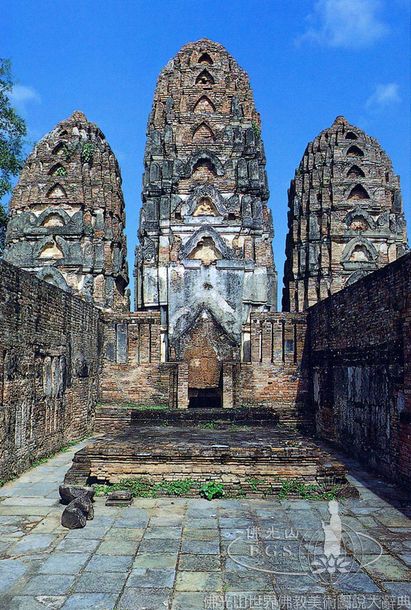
xmin=199 ymin=421 xmax=218 ymax=429
xmin=277 ymin=480 xmax=341 ymax=500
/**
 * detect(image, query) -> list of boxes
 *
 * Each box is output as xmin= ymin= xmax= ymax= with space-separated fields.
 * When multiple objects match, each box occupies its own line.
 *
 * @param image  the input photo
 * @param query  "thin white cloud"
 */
xmin=366 ymin=82 xmax=401 ymax=110
xmin=297 ymin=0 xmax=388 ymax=49
xmin=8 ymin=84 xmax=41 ymax=112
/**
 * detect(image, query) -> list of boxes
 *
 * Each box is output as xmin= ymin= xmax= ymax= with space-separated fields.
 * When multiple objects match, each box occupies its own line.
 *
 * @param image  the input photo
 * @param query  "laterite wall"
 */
xmin=0 ymin=260 xmax=102 ymax=481
xmin=308 ymin=252 xmax=411 ymax=485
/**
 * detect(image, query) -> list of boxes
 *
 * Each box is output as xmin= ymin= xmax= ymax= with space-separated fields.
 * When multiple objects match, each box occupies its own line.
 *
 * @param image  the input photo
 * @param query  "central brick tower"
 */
xmin=135 ymin=39 xmax=277 ymax=404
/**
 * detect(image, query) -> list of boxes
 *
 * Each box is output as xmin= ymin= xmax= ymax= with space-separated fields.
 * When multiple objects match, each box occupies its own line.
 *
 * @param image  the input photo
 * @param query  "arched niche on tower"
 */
xmin=192 ymin=160 xmax=216 ymax=182
xmin=186 ymin=184 xmax=227 ymax=217
xmin=42 ymin=214 xmax=65 ymax=228
xmin=35 ymin=236 xmax=69 ymax=261
xmin=52 ymin=142 xmax=67 ymax=157
xmin=37 ymin=208 xmax=71 ymax=228
xmin=171 ymin=304 xmax=238 ymax=357
xmin=187 ymin=150 xmax=225 ymax=178
xmin=195 ymin=69 xmax=215 ymax=86
xmin=347 ymin=165 xmax=365 ymax=178
xmin=346 ymin=145 xmax=364 ymax=157
xmin=193 ymin=96 xmax=216 ymax=113
xmin=38 ymin=241 xmax=64 ymax=260
xmin=192 ymin=122 xmax=215 ymax=143
xmin=149 ymin=161 xmax=162 ymax=183
xmin=48 ymin=162 xmax=67 ymax=177
xmin=198 ymin=52 xmax=213 ymax=65
xmin=180 ymin=225 xmax=235 ymax=263
xmin=36 ymin=266 xmax=70 ymax=291
xmin=341 ymin=237 xmax=378 ymax=269
xmin=347 ymin=184 xmax=370 ymax=200
xmin=193 ymin=198 xmax=218 ymax=216
xmin=46 ymin=183 xmax=67 ymax=199
xmin=188 ymin=236 xmax=222 ymax=264
xmin=344 ymin=207 xmax=376 ymax=232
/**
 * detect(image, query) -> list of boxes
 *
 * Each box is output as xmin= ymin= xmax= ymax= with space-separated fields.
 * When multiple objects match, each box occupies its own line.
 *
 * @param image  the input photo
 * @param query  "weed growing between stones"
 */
xmin=252 ymin=120 xmax=261 ymax=139
xmin=277 ymin=480 xmax=341 ymax=500
xmin=199 ymin=421 xmax=218 ymax=429
xmin=92 ymin=477 xmax=342 ymax=500
xmin=93 ymin=478 xmax=199 ymax=498
xmin=200 ymin=481 xmax=225 ymax=500
xmin=55 ymin=166 xmax=67 ymax=176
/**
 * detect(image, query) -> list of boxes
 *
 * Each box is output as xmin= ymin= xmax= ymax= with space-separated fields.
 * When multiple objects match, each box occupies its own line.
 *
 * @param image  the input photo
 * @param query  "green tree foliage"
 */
xmin=0 ymin=59 xmax=27 ymax=252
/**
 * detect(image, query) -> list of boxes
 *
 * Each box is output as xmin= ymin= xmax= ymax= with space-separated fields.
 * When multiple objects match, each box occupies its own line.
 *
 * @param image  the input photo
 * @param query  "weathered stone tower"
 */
xmin=4 ymin=111 xmax=129 ymax=311
xmin=134 ymin=39 xmax=277 ymax=402
xmin=282 ymin=116 xmax=408 ymax=312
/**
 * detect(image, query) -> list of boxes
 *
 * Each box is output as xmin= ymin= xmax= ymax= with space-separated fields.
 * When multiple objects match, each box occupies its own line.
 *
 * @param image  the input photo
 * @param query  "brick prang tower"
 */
xmin=135 ymin=39 xmax=277 ymax=365
xmin=4 ymin=111 xmax=129 ymax=311
xmin=282 ymin=116 xmax=408 ymax=312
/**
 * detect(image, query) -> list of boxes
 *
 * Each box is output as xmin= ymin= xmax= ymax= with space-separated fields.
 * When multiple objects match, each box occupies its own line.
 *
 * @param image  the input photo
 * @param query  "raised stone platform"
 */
xmin=94 ymin=403 xmax=315 ymax=434
xmin=65 ymin=423 xmax=348 ymax=494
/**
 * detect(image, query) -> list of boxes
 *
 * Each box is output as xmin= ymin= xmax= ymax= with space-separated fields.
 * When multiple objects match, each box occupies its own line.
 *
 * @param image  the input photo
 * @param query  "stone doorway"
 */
xmin=188 ymin=386 xmax=222 ymax=408
xmin=179 ymin=313 xmax=224 ymax=408
xmin=174 ymin=309 xmax=238 ymax=409
xmin=185 ymin=334 xmax=223 ymax=408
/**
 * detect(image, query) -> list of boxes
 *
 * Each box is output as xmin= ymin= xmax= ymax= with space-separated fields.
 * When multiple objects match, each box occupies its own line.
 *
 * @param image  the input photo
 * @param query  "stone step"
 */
xmin=94 ymin=403 xmax=315 ymax=434
xmin=65 ymin=425 xmax=348 ymax=495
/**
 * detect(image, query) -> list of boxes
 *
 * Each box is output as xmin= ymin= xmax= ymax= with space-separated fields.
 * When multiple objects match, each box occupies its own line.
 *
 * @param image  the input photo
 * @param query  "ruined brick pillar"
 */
xmin=4 ymin=111 xmax=129 ymax=312
xmin=222 ymin=363 xmax=234 ymax=409
xmin=283 ymin=115 xmax=408 ymax=312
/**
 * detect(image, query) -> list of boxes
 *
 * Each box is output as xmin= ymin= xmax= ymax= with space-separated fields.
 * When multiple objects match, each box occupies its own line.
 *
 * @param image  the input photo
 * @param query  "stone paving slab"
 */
xmin=0 ymin=441 xmax=410 ymax=609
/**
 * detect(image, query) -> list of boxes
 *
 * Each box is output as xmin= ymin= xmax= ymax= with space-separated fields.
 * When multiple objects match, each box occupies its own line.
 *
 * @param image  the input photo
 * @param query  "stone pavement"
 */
xmin=0 ymin=440 xmax=410 ymax=610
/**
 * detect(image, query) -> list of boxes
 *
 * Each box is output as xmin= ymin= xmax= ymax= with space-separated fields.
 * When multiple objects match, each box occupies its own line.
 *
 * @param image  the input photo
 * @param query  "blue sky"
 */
xmin=3 ymin=0 xmax=410 ymax=307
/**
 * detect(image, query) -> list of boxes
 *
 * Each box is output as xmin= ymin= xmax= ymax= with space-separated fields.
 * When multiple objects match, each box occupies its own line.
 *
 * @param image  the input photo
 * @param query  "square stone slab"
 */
xmin=38 ymin=553 xmax=90 ymax=575
xmin=59 ymin=593 xmax=118 ymax=609
xmin=126 ymin=568 xmax=176 ymax=589
xmin=144 ymin=527 xmax=182 ymax=539
xmin=138 ymin=538 xmax=180 ymax=554
xmin=175 ymin=571 xmax=223 ymax=592
xmin=6 ymin=596 xmax=66 ymax=610
xmin=363 ymin=554 xmax=411 ymax=581
xmin=133 ymin=553 xmax=178 ymax=569
xmin=118 ymin=587 xmax=171 ymax=610
xmin=72 ymin=572 xmax=127 ymax=593
xmin=181 ymin=540 xmax=220 ymax=555
xmin=95 ymin=539 xmax=137 ymax=555
xmin=171 ymin=592 xmax=212 ymax=610
xmin=55 ymin=538 xmax=100 ymax=554
xmin=85 ymin=554 xmax=133 ymax=573
xmin=179 ymin=553 xmax=221 ymax=571
xmin=24 ymin=575 xmax=75 ymax=595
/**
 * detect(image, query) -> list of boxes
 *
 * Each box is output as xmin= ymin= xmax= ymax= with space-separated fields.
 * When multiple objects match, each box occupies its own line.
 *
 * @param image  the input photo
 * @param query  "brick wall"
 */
xmin=100 ymin=312 xmax=174 ymax=406
xmin=0 ymin=260 xmax=102 ymax=481
xmin=100 ymin=310 xmax=310 ymax=423
xmin=308 ymin=252 xmax=411 ymax=485
xmin=236 ymin=313 xmax=311 ymax=426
